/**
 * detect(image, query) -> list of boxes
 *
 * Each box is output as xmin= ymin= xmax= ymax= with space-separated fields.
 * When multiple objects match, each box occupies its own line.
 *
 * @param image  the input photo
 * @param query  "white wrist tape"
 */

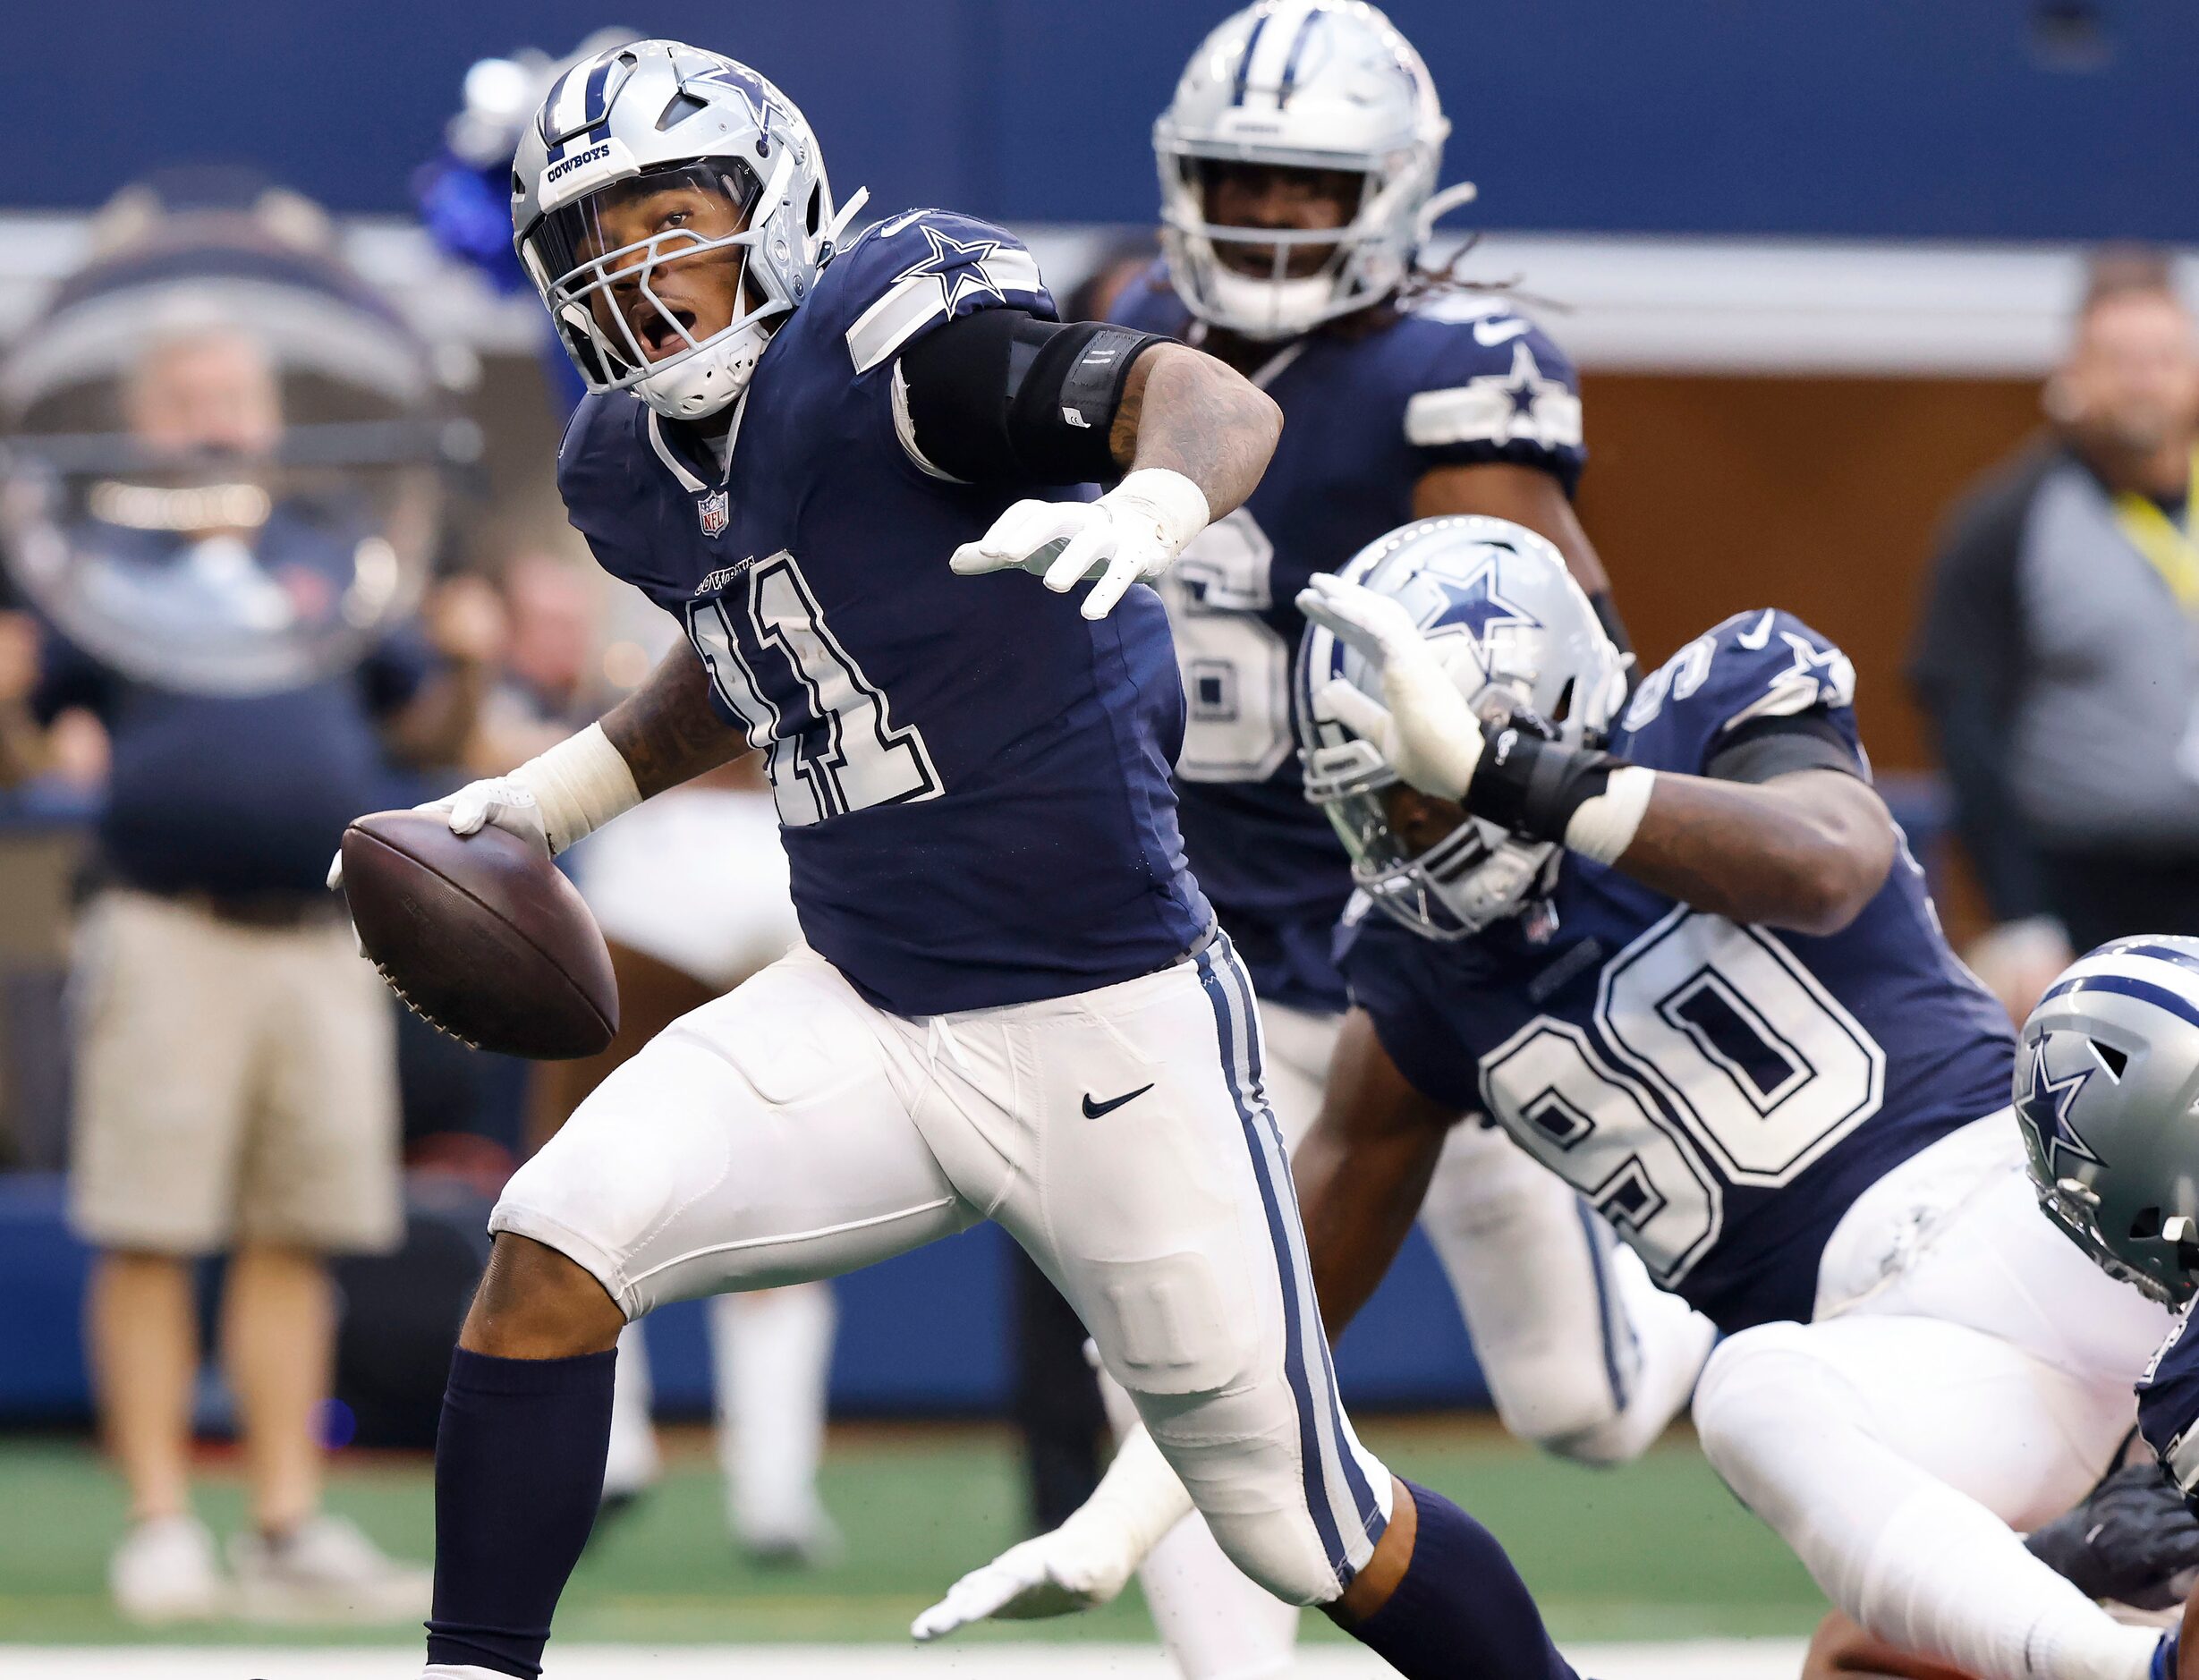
xmin=512 ymin=722 xmax=642 ymax=855
xmin=1101 ymin=467 xmax=1210 ymax=557
xmin=1057 ymin=1425 xmax=1194 ymax=1592
xmin=1562 ymin=764 xmax=1657 ymax=865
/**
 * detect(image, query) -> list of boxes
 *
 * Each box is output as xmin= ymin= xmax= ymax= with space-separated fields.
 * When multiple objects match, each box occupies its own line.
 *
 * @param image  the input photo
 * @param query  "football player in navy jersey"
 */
xmin=356 ymin=37 xmax=1591 ymax=1680
xmin=1054 ymin=8 xmax=1712 ymax=1673
xmin=2006 ymin=937 xmax=2199 ymax=1680
xmin=930 ymin=517 xmax=2188 ymax=1680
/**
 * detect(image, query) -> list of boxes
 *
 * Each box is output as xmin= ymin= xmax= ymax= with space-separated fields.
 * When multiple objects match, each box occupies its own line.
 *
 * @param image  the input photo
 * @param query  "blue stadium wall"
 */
xmin=8 ymin=1 xmax=2195 ymax=241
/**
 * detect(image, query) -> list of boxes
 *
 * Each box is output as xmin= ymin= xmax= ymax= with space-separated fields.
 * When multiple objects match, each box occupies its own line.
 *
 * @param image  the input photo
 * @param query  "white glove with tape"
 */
xmin=948 ymin=467 xmax=1210 ymax=621
xmin=326 ymin=722 xmax=640 ymax=891
xmin=1297 ymin=573 xmax=1487 ymax=801
xmin=911 ymin=1426 xmax=1193 ymax=1641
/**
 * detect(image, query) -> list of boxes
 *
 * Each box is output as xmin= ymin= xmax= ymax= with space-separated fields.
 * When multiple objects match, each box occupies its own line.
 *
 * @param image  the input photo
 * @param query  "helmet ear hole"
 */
xmin=2131 ymin=1205 xmax=2165 ymax=1241
xmin=806 ymin=183 xmax=822 ymax=236
xmin=1551 ymin=678 xmax=1575 ymax=724
xmin=2094 ymin=1040 xmax=2129 ymax=1079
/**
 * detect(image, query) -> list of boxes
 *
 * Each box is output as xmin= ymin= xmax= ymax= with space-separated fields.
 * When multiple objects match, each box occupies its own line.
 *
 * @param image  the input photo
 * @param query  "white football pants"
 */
xmin=1693 ymin=1113 xmax=2177 ymax=1680
xmin=494 ymin=938 xmax=1393 ymax=1606
xmin=1103 ymin=999 xmax=1716 ymax=1680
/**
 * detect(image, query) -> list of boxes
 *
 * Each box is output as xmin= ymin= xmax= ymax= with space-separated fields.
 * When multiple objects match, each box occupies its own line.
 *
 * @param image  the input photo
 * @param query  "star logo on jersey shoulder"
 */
xmin=1458 ymin=343 xmax=1583 ymax=452
xmin=2019 ymin=1039 xmax=2105 ymax=1179
xmin=894 ymin=225 xmax=1006 ymax=315
xmin=1422 ymin=556 xmax=1543 ymax=650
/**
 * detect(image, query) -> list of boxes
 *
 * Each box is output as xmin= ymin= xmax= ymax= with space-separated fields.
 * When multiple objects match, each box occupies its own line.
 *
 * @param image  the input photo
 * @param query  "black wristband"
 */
xmin=1468 ymin=725 xmax=1628 ymax=844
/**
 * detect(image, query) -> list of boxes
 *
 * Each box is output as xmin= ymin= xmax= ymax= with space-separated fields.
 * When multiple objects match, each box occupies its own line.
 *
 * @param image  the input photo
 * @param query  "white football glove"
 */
xmin=949 ymin=467 xmax=1210 ymax=622
xmin=911 ymin=1424 xmax=1193 ymax=1642
xmin=1297 ymin=572 xmax=1487 ymax=802
xmin=323 ymin=777 xmax=551 ymax=895
xmin=910 ymin=1529 xmax=1133 ymax=1640
xmin=325 ymin=723 xmax=639 ymax=892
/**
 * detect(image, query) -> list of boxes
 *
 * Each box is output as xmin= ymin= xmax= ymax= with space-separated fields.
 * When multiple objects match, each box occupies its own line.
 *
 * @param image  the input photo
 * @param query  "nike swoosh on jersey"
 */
xmin=1081 ymin=1082 xmax=1156 ymax=1118
xmin=1737 ymin=609 xmax=1777 ymax=649
xmin=1472 ymin=317 xmax=1531 ymax=346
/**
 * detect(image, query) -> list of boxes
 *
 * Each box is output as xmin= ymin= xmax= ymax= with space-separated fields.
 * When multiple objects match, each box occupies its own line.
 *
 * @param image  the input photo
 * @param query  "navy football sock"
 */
xmin=423 ymin=1346 xmax=618 ymax=1680
xmin=1348 ymin=1481 xmax=1578 ymax=1680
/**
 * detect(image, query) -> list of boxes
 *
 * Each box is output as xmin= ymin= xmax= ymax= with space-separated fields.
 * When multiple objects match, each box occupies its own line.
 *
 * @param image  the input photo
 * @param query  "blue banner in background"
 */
xmin=6 ymin=0 xmax=2196 ymax=240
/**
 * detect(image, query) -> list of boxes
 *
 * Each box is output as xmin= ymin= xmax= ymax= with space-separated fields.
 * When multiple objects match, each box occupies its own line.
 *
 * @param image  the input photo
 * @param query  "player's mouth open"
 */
xmin=639 ymin=307 xmax=698 ymax=358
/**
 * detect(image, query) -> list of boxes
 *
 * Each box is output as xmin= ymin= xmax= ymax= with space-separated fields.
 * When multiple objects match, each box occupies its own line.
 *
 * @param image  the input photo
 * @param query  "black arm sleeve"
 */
xmin=1703 ymin=713 xmax=1865 ymax=786
xmin=1908 ymin=445 xmax=2059 ymax=921
xmin=896 ymin=309 xmax=1170 ymax=487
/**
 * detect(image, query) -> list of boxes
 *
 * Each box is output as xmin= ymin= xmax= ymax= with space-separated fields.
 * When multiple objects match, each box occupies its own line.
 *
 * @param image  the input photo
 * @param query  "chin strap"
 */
xmin=819 ymin=186 xmax=870 ymax=262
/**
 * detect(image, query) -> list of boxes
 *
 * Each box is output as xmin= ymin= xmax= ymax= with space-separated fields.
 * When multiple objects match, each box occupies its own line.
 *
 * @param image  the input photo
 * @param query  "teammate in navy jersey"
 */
xmin=2005 ymin=935 xmax=2199 ymax=1680
xmin=352 ymin=37 xmax=1584 ymax=1680
xmin=936 ymin=517 xmax=2187 ymax=1680
xmin=931 ymin=7 xmax=1710 ymax=1676
xmin=1285 ymin=520 xmax=2178 ymax=1680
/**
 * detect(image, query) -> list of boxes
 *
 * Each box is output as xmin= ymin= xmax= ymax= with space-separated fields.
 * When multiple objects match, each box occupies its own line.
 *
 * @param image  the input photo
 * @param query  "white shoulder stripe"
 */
xmin=889 ymin=360 xmax=966 ymax=482
xmin=1404 ymin=384 xmax=1584 ymax=451
xmin=845 ymin=247 xmax=1046 ymax=376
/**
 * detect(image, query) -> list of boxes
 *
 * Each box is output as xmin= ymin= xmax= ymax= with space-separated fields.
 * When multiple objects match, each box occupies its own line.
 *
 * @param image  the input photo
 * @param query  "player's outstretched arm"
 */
xmin=1606 ymin=768 xmax=1897 ymax=936
xmin=1107 ymin=342 xmax=1282 ymax=528
xmin=946 ymin=337 xmax=1281 ymax=620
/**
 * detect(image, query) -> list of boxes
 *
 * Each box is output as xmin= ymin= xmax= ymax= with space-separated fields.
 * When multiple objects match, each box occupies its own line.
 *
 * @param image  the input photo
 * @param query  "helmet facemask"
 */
xmin=1303 ymin=691 xmax=1562 ymax=942
xmin=1159 ymin=147 xmax=1426 ymax=342
xmin=521 ymin=156 xmax=785 ymax=420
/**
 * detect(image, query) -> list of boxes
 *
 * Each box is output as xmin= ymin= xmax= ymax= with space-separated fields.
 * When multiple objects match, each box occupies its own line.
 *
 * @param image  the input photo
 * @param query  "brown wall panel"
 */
xmin=1573 ymin=373 xmax=2046 ymax=773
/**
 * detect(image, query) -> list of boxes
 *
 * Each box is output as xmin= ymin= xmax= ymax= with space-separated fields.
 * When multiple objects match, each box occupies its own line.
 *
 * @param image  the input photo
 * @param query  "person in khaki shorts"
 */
xmin=0 ymin=315 xmax=498 ymax=1622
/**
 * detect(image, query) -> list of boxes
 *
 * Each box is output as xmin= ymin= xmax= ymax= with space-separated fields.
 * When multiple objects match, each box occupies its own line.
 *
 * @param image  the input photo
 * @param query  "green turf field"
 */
xmin=0 ymin=1420 xmax=1825 ymax=1646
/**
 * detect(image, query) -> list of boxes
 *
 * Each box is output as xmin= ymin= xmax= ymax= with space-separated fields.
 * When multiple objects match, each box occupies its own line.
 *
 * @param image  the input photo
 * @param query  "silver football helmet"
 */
xmin=511 ymin=38 xmax=864 ymax=420
xmin=1153 ymin=1 xmax=1469 ymax=341
xmin=2017 ymin=937 xmax=2199 ymax=1306
xmin=1298 ymin=517 xmax=1628 ymax=940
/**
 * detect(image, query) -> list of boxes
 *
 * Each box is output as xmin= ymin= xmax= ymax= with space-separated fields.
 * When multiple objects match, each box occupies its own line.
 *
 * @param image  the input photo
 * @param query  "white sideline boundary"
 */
xmin=0 ymin=1641 xmax=1810 ymax=1679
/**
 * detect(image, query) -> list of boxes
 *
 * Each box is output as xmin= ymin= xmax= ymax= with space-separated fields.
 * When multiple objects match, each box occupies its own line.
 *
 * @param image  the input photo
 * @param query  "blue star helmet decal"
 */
xmin=2019 ymin=1036 xmax=2106 ymax=1179
xmin=1419 ymin=550 xmax=1544 ymax=652
xmin=893 ymin=225 xmax=1006 ymax=316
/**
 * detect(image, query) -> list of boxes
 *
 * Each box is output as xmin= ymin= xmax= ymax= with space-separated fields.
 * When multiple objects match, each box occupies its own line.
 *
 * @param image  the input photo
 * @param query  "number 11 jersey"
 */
xmin=555 ymin=210 xmax=1211 ymax=1016
xmin=1339 ymin=611 xmax=2016 ymax=1332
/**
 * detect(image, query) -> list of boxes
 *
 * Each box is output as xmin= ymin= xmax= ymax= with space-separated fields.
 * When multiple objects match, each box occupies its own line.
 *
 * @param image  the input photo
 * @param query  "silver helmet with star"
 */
xmin=1296 ymin=515 xmax=1628 ymax=940
xmin=2016 ymin=936 xmax=2199 ymax=1305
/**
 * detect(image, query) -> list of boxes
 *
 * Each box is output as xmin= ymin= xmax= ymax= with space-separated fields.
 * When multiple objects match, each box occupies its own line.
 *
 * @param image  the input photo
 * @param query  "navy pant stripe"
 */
xmin=1196 ymin=941 xmax=1350 ymax=1582
xmin=1212 ymin=941 xmax=1386 ymax=1545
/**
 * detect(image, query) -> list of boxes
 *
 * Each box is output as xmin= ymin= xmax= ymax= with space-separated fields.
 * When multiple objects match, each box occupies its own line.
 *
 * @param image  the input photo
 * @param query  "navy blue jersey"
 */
xmin=1338 ymin=611 xmax=2015 ymax=1332
xmin=2141 ymin=1306 xmax=2199 ymax=1496
xmin=557 ymin=210 xmax=1210 ymax=1014
xmin=1112 ymin=265 xmax=1585 ymax=1013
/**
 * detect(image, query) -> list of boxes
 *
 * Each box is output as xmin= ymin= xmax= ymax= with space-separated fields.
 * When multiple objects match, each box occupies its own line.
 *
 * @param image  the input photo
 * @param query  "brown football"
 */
xmin=339 ymin=810 xmax=618 ymax=1059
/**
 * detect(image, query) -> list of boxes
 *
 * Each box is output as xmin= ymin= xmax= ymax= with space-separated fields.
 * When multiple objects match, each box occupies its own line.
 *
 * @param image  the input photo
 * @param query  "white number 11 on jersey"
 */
xmin=686 ymin=552 xmax=942 ymax=827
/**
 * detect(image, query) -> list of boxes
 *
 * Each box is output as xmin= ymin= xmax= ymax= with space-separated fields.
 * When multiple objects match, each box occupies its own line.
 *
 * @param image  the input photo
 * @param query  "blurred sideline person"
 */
xmin=0 ymin=273 xmax=489 ymax=1620
xmin=1070 ymin=7 xmax=1713 ymax=1672
xmin=924 ymin=522 xmax=2182 ymax=1680
xmin=538 ymin=747 xmax=841 ymax=1565
xmin=1914 ymin=251 xmax=2199 ymax=1022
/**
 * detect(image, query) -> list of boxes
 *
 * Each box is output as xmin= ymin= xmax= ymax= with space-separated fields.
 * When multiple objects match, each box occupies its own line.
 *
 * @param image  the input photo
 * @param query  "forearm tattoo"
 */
xmin=1110 ymin=344 xmax=1282 ymax=519
xmin=600 ymin=639 xmax=749 ymax=799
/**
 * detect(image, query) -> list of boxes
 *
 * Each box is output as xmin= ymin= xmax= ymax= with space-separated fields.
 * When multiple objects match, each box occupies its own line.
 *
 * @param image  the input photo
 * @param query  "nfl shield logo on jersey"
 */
xmin=697 ymin=489 xmax=730 ymax=539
